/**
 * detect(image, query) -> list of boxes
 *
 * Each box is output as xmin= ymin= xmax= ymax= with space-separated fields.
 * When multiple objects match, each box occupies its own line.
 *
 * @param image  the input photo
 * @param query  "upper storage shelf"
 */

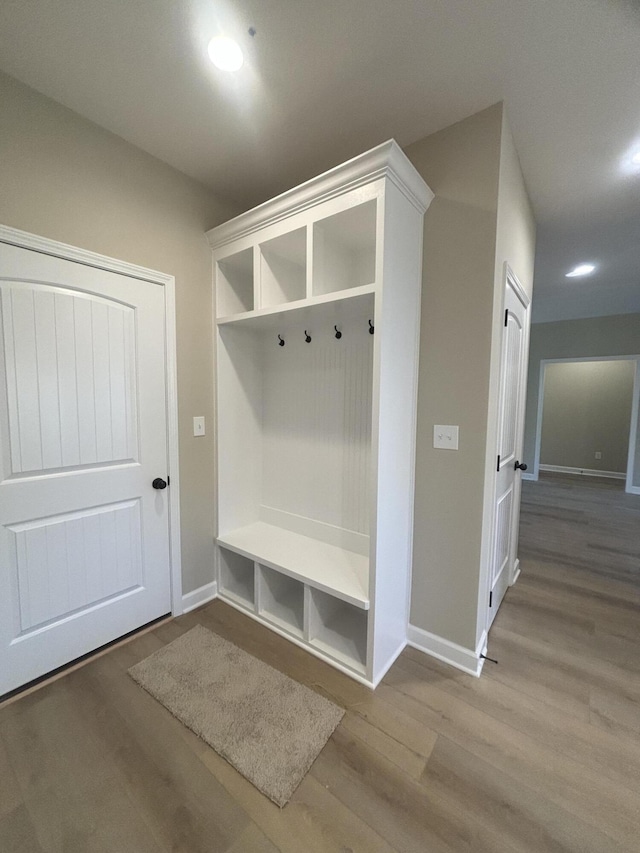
xmin=260 ymin=227 xmax=306 ymax=307
xmin=217 ymin=248 xmax=253 ymax=316
xmin=313 ymin=200 xmax=376 ymax=296
xmin=208 ymin=139 xmax=434 ymax=322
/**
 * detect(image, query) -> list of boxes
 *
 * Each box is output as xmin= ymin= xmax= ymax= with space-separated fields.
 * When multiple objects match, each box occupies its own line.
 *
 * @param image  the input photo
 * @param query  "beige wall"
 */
xmin=0 ymin=72 xmax=236 ymax=594
xmin=477 ymin=109 xmax=536 ymax=646
xmin=0 ymin=74 xmax=536 ymax=649
xmin=523 ymin=314 xmax=640 ymax=472
xmin=406 ymin=104 xmax=535 ymax=651
xmin=540 ymin=360 xmax=634 ymax=472
xmin=405 ymin=104 xmax=503 ymax=650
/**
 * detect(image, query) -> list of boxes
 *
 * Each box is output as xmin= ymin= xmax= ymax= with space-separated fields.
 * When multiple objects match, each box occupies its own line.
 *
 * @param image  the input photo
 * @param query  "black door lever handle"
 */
xmin=514 ymin=461 xmax=528 ymax=471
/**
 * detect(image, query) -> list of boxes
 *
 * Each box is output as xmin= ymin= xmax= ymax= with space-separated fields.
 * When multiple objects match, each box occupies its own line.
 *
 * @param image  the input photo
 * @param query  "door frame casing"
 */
xmin=0 ymin=224 xmax=183 ymax=615
xmin=530 ymin=354 xmax=640 ymax=494
xmin=478 ymin=262 xmax=531 ymax=646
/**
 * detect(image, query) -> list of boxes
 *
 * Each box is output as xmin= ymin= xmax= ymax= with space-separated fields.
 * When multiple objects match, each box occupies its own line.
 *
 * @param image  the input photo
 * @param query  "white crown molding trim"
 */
xmin=0 ymin=224 xmax=173 ymax=286
xmin=407 ymin=624 xmax=485 ymax=678
xmin=207 ymin=140 xmax=434 ymax=249
xmin=182 ymin=582 xmax=218 ymax=614
xmin=539 ymin=464 xmax=626 ymax=480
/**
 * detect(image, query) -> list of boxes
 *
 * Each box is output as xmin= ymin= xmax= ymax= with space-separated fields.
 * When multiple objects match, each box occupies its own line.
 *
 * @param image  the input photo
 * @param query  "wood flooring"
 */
xmin=1 ymin=471 xmax=639 ymax=852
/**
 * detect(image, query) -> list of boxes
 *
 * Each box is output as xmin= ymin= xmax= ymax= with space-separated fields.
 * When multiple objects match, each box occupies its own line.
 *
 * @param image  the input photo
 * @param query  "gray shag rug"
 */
xmin=128 ymin=624 xmax=344 ymax=807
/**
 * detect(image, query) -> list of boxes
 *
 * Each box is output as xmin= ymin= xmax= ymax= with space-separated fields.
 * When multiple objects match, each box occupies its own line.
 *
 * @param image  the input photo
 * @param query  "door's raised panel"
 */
xmin=8 ymin=499 xmax=143 ymax=635
xmin=493 ymin=486 xmax=513 ymax=585
xmin=498 ymin=313 xmax=522 ymax=465
xmin=1 ymin=283 xmax=138 ymax=476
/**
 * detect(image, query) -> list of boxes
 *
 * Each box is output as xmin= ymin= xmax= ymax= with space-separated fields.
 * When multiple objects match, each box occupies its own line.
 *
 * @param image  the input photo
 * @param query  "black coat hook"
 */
xmin=277 ymin=334 xmax=285 ymax=347
xmin=368 ymin=319 xmax=374 ymax=335
xmin=304 ymin=330 xmax=312 ymax=343
xmin=334 ymin=325 xmax=342 ymax=339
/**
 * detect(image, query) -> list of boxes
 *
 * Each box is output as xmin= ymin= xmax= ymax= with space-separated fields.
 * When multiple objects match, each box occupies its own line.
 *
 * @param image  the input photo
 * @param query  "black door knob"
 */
xmin=514 ymin=461 xmax=528 ymax=471
xmin=152 ymin=478 xmax=167 ymax=490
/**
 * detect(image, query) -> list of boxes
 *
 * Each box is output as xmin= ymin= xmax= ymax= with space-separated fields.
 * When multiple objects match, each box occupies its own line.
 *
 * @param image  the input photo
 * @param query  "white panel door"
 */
xmin=488 ymin=270 xmax=529 ymax=627
xmin=0 ymin=242 xmax=171 ymax=696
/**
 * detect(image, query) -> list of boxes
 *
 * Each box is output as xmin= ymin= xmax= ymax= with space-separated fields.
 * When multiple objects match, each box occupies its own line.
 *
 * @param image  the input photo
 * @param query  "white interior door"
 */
xmin=0 ymin=242 xmax=172 ymax=696
xmin=488 ymin=268 xmax=530 ymax=628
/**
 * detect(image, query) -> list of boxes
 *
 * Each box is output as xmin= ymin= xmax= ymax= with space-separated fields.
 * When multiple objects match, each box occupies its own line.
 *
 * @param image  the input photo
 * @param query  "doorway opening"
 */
xmin=530 ymin=356 xmax=640 ymax=495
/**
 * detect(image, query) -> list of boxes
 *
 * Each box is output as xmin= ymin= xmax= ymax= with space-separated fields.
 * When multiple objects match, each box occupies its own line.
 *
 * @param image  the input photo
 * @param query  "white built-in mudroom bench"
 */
xmin=207 ymin=141 xmax=433 ymax=687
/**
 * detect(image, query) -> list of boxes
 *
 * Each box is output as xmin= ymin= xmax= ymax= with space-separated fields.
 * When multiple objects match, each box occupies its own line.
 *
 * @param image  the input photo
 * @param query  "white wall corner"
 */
xmin=181 ymin=581 xmax=218 ymax=614
xmin=407 ymin=624 xmax=485 ymax=677
xmin=371 ymin=638 xmax=408 ymax=688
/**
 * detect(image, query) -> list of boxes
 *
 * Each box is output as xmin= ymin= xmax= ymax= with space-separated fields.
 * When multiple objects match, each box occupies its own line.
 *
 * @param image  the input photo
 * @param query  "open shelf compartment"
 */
xmin=308 ymin=588 xmax=368 ymax=672
xmin=217 ymin=248 xmax=254 ymax=317
xmin=216 ymin=522 xmax=369 ymax=609
xmin=313 ymin=199 xmax=377 ymax=296
xmin=260 ymin=227 xmax=307 ymax=308
xmin=258 ymin=564 xmax=304 ymax=637
xmin=218 ymin=547 xmax=255 ymax=611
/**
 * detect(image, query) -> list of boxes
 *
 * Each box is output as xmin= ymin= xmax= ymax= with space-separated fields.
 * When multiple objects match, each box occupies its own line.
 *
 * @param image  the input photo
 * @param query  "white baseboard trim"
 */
xmin=521 ymin=472 xmax=536 ymax=481
xmin=627 ymin=484 xmax=640 ymax=495
xmin=510 ymin=558 xmax=521 ymax=586
xmin=181 ymin=581 xmax=218 ymax=614
xmin=539 ymin=464 xmax=625 ymax=480
xmin=407 ymin=624 xmax=484 ymax=677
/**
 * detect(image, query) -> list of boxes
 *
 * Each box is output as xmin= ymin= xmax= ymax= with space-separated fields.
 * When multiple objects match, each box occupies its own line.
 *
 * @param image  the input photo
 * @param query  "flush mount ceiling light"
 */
xmin=566 ymin=263 xmax=596 ymax=278
xmin=208 ymin=36 xmax=243 ymax=71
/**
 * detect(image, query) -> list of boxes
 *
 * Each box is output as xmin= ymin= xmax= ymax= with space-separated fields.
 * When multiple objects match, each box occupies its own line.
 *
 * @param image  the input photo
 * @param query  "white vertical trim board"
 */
xmin=371 ymin=638 xmax=407 ymax=689
xmin=477 ymin=263 xmax=531 ymax=649
xmin=626 ymin=358 xmax=640 ymax=494
xmin=182 ymin=582 xmax=218 ymax=614
xmin=407 ymin=624 xmax=485 ymax=677
xmin=0 ymin=223 xmax=183 ymax=614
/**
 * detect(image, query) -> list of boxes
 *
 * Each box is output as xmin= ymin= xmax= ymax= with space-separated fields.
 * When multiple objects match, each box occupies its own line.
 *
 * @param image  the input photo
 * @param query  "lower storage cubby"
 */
xmin=257 ymin=565 xmax=304 ymax=638
xmin=308 ymin=588 xmax=368 ymax=672
xmin=219 ymin=548 xmax=255 ymax=610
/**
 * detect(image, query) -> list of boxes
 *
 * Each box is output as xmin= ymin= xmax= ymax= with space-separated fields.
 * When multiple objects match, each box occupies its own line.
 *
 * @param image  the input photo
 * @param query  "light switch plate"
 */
xmin=193 ymin=416 xmax=205 ymax=437
xmin=434 ymin=425 xmax=459 ymax=450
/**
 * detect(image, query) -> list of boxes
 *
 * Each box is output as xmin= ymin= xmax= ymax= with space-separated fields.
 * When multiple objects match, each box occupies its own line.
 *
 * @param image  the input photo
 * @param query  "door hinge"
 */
xmin=496 ymin=454 xmax=501 ymax=471
xmin=489 ymin=590 xmax=493 ymax=608
xmin=504 ymin=308 xmax=508 ymax=327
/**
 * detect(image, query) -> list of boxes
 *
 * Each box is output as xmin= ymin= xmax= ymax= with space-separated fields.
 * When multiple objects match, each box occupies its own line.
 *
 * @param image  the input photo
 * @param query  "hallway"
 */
xmin=518 ymin=472 xmax=640 ymax=586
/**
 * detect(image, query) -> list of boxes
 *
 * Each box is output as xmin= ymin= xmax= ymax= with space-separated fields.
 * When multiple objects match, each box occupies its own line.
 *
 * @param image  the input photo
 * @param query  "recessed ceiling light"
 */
xmin=566 ymin=263 xmax=596 ymax=278
xmin=208 ymin=37 xmax=243 ymax=72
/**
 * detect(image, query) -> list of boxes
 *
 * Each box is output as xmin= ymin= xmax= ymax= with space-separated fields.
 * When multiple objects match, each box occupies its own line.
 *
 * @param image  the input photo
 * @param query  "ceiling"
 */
xmin=1 ymin=0 xmax=639 ymax=322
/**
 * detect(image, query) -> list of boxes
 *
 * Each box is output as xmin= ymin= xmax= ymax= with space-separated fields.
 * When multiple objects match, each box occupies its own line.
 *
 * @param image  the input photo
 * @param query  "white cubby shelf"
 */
xmin=208 ymin=140 xmax=433 ymax=687
xmin=218 ymin=522 xmax=369 ymax=609
xmin=258 ymin=564 xmax=304 ymax=638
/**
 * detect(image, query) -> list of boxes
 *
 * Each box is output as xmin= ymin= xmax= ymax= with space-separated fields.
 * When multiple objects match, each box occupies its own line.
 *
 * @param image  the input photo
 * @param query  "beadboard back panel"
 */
xmin=261 ymin=316 xmax=373 ymax=536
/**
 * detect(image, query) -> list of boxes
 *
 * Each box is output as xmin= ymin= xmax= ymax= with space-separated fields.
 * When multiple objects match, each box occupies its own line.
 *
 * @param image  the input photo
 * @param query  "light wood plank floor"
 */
xmin=1 ymin=472 xmax=639 ymax=852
